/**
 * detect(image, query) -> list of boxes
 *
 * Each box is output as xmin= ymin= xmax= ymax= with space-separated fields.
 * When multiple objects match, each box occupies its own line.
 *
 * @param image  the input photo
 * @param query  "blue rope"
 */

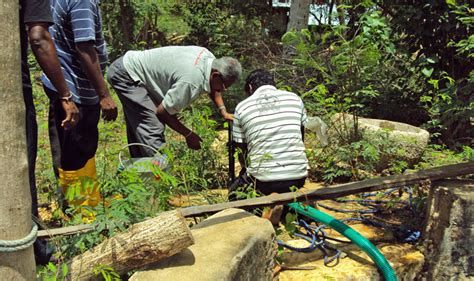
xmin=277 ymin=219 xmax=343 ymax=266
xmin=317 ymin=202 xmax=379 ymax=214
xmin=333 ymin=187 xmax=420 ymax=243
xmin=318 ymin=186 xmax=417 ymax=217
xmin=279 ymin=186 xmax=420 ymax=259
xmin=299 ymin=219 xmax=342 ymax=266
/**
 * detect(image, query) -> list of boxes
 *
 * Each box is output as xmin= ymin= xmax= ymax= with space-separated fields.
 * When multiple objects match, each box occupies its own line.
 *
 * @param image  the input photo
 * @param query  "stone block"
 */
xmin=422 ymin=179 xmax=474 ymax=280
xmin=130 ymin=208 xmax=276 ymax=281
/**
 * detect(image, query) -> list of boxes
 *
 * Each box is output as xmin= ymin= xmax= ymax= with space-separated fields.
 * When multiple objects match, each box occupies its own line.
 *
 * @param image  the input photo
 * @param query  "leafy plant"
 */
xmin=415 ymin=144 xmax=474 ymax=170
xmin=166 ymin=104 xmax=227 ymax=195
xmin=283 ymin=212 xmax=298 ymax=235
xmin=378 ymin=1 xmax=473 ymax=145
xmin=308 ymin=124 xmax=411 ymax=183
xmin=281 ymin=9 xmax=398 ymax=119
xmin=93 ymin=264 xmax=121 ymax=281
xmin=37 ymin=262 xmax=68 ymax=281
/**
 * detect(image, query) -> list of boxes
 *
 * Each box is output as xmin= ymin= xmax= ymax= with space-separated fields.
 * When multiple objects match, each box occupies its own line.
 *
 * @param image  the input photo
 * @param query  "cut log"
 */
xmin=68 ymin=209 xmax=194 ymax=280
xmin=422 ymin=179 xmax=474 ymax=280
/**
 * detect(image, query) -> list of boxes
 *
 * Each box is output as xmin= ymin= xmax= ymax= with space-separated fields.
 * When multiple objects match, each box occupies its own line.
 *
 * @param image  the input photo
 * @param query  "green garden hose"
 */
xmin=288 ymin=202 xmax=398 ymax=281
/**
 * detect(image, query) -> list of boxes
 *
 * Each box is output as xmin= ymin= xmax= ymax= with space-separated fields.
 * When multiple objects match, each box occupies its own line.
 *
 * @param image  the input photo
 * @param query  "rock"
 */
xmin=130 ymin=208 xmax=277 ymax=281
xmin=422 ymin=179 xmax=474 ymax=280
xmin=331 ymin=113 xmax=430 ymax=170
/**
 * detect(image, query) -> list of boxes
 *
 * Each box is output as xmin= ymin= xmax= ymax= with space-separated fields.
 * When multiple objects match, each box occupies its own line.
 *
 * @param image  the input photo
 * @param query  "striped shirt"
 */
xmin=41 ymin=0 xmax=108 ymax=105
xmin=232 ymin=85 xmax=308 ymax=182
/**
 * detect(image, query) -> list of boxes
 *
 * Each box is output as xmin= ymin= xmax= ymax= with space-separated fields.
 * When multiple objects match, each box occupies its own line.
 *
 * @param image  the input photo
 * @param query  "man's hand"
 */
xmin=99 ymin=95 xmax=118 ymax=121
xmin=222 ymin=112 xmax=234 ymax=121
xmin=156 ymin=103 xmax=203 ymax=150
xmin=60 ymin=100 xmax=80 ymax=129
xmin=185 ymin=132 xmax=203 ymax=150
xmin=75 ymin=41 xmax=117 ymax=121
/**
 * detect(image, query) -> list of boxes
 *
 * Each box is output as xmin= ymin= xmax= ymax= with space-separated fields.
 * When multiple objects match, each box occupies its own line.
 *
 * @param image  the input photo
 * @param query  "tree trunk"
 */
xmin=284 ymin=0 xmax=311 ymax=56
xmin=286 ymin=0 xmax=311 ymax=32
xmin=118 ymin=0 xmax=134 ymax=50
xmin=422 ymin=179 xmax=474 ymax=280
xmin=327 ymin=0 xmax=335 ymax=26
xmin=69 ymin=209 xmax=194 ymax=280
xmin=0 ymin=1 xmax=36 ymax=279
xmin=335 ymin=0 xmax=346 ymax=25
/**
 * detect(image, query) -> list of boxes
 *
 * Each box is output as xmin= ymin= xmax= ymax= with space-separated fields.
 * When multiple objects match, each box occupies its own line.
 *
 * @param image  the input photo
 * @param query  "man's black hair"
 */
xmin=244 ymin=69 xmax=275 ymax=94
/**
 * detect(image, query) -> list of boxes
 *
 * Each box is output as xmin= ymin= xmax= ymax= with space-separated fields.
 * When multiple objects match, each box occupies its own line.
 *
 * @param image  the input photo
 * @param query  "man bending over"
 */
xmin=108 ymin=46 xmax=241 ymax=157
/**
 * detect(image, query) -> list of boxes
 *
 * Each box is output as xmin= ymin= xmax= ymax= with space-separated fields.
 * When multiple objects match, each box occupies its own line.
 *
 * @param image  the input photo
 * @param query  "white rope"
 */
xmin=0 ymin=222 xmax=38 ymax=253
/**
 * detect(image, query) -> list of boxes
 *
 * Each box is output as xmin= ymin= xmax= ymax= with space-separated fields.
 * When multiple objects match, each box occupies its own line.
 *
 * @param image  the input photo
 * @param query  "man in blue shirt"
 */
xmin=42 ymin=0 xmax=117 ymax=211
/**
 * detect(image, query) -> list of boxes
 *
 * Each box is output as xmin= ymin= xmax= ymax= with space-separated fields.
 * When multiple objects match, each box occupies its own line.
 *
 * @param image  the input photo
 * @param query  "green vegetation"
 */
xmin=32 ymin=0 xmax=472 ymax=278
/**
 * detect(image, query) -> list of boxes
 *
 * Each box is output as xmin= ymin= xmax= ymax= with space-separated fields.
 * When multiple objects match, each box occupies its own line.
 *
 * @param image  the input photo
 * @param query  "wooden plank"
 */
xmin=38 ymin=161 xmax=474 ymax=237
xmin=181 ymin=161 xmax=474 ymax=217
xmin=38 ymin=224 xmax=92 ymax=238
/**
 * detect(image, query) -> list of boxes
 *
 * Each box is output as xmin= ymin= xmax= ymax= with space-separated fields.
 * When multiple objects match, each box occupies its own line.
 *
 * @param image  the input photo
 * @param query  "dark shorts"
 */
xmin=256 ymin=177 xmax=306 ymax=195
xmin=228 ymin=173 xmax=306 ymax=201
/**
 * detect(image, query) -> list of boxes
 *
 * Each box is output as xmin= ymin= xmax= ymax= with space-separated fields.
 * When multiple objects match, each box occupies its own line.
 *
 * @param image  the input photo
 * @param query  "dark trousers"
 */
xmin=22 ymin=71 xmax=38 ymax=217
xmin=107 ymin=56 xmax=165 ymax=157
xmin=44 ymin=87 xmax=100 ymax=173
xmin=22 ymin=60 xmax=52 ymax=265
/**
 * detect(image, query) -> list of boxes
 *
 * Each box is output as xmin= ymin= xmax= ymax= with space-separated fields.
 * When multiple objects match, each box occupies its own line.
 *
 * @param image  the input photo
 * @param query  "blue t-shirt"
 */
xmin=42 ymin=0 xmax=108 ymax=105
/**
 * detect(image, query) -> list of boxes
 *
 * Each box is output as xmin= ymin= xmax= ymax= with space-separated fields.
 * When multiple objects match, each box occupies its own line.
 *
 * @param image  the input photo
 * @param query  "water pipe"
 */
xmin=288 ymin=202 xmax=397 ymax=281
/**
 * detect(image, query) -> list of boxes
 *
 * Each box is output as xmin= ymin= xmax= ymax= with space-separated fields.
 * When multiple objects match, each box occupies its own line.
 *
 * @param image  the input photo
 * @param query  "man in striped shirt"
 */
xmin=41 ymin=0 xmax=118 ymax=211
xmin=231 ymin=69 xmax=308 ymax=218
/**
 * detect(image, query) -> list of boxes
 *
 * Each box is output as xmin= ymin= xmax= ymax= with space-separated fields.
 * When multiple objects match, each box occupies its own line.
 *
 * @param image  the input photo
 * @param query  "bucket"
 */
xmin=117 ymin=143 xmax=169 ymax=180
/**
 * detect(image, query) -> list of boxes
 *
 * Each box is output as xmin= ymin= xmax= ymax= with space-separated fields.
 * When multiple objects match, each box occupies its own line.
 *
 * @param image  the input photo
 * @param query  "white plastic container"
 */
xmin=306 ymin=116 xmax=329 ymax=146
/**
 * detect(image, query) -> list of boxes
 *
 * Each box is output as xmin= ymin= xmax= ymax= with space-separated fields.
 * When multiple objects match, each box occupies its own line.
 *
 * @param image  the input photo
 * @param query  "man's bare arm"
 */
xmin=209 ymin=91 xmax=233 ymax=120
xmin=156 ymin=103 xmax=202 ymax=150
xmin=27 ymin=22 xmax=79 ymax=128
xmin=75 ymin=41 xmax=117 ymax=121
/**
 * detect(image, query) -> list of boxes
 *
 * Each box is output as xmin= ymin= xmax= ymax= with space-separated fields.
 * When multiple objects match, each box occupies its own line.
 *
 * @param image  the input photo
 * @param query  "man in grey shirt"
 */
xmin=108 ymin=46 xmax=242 ymax=157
